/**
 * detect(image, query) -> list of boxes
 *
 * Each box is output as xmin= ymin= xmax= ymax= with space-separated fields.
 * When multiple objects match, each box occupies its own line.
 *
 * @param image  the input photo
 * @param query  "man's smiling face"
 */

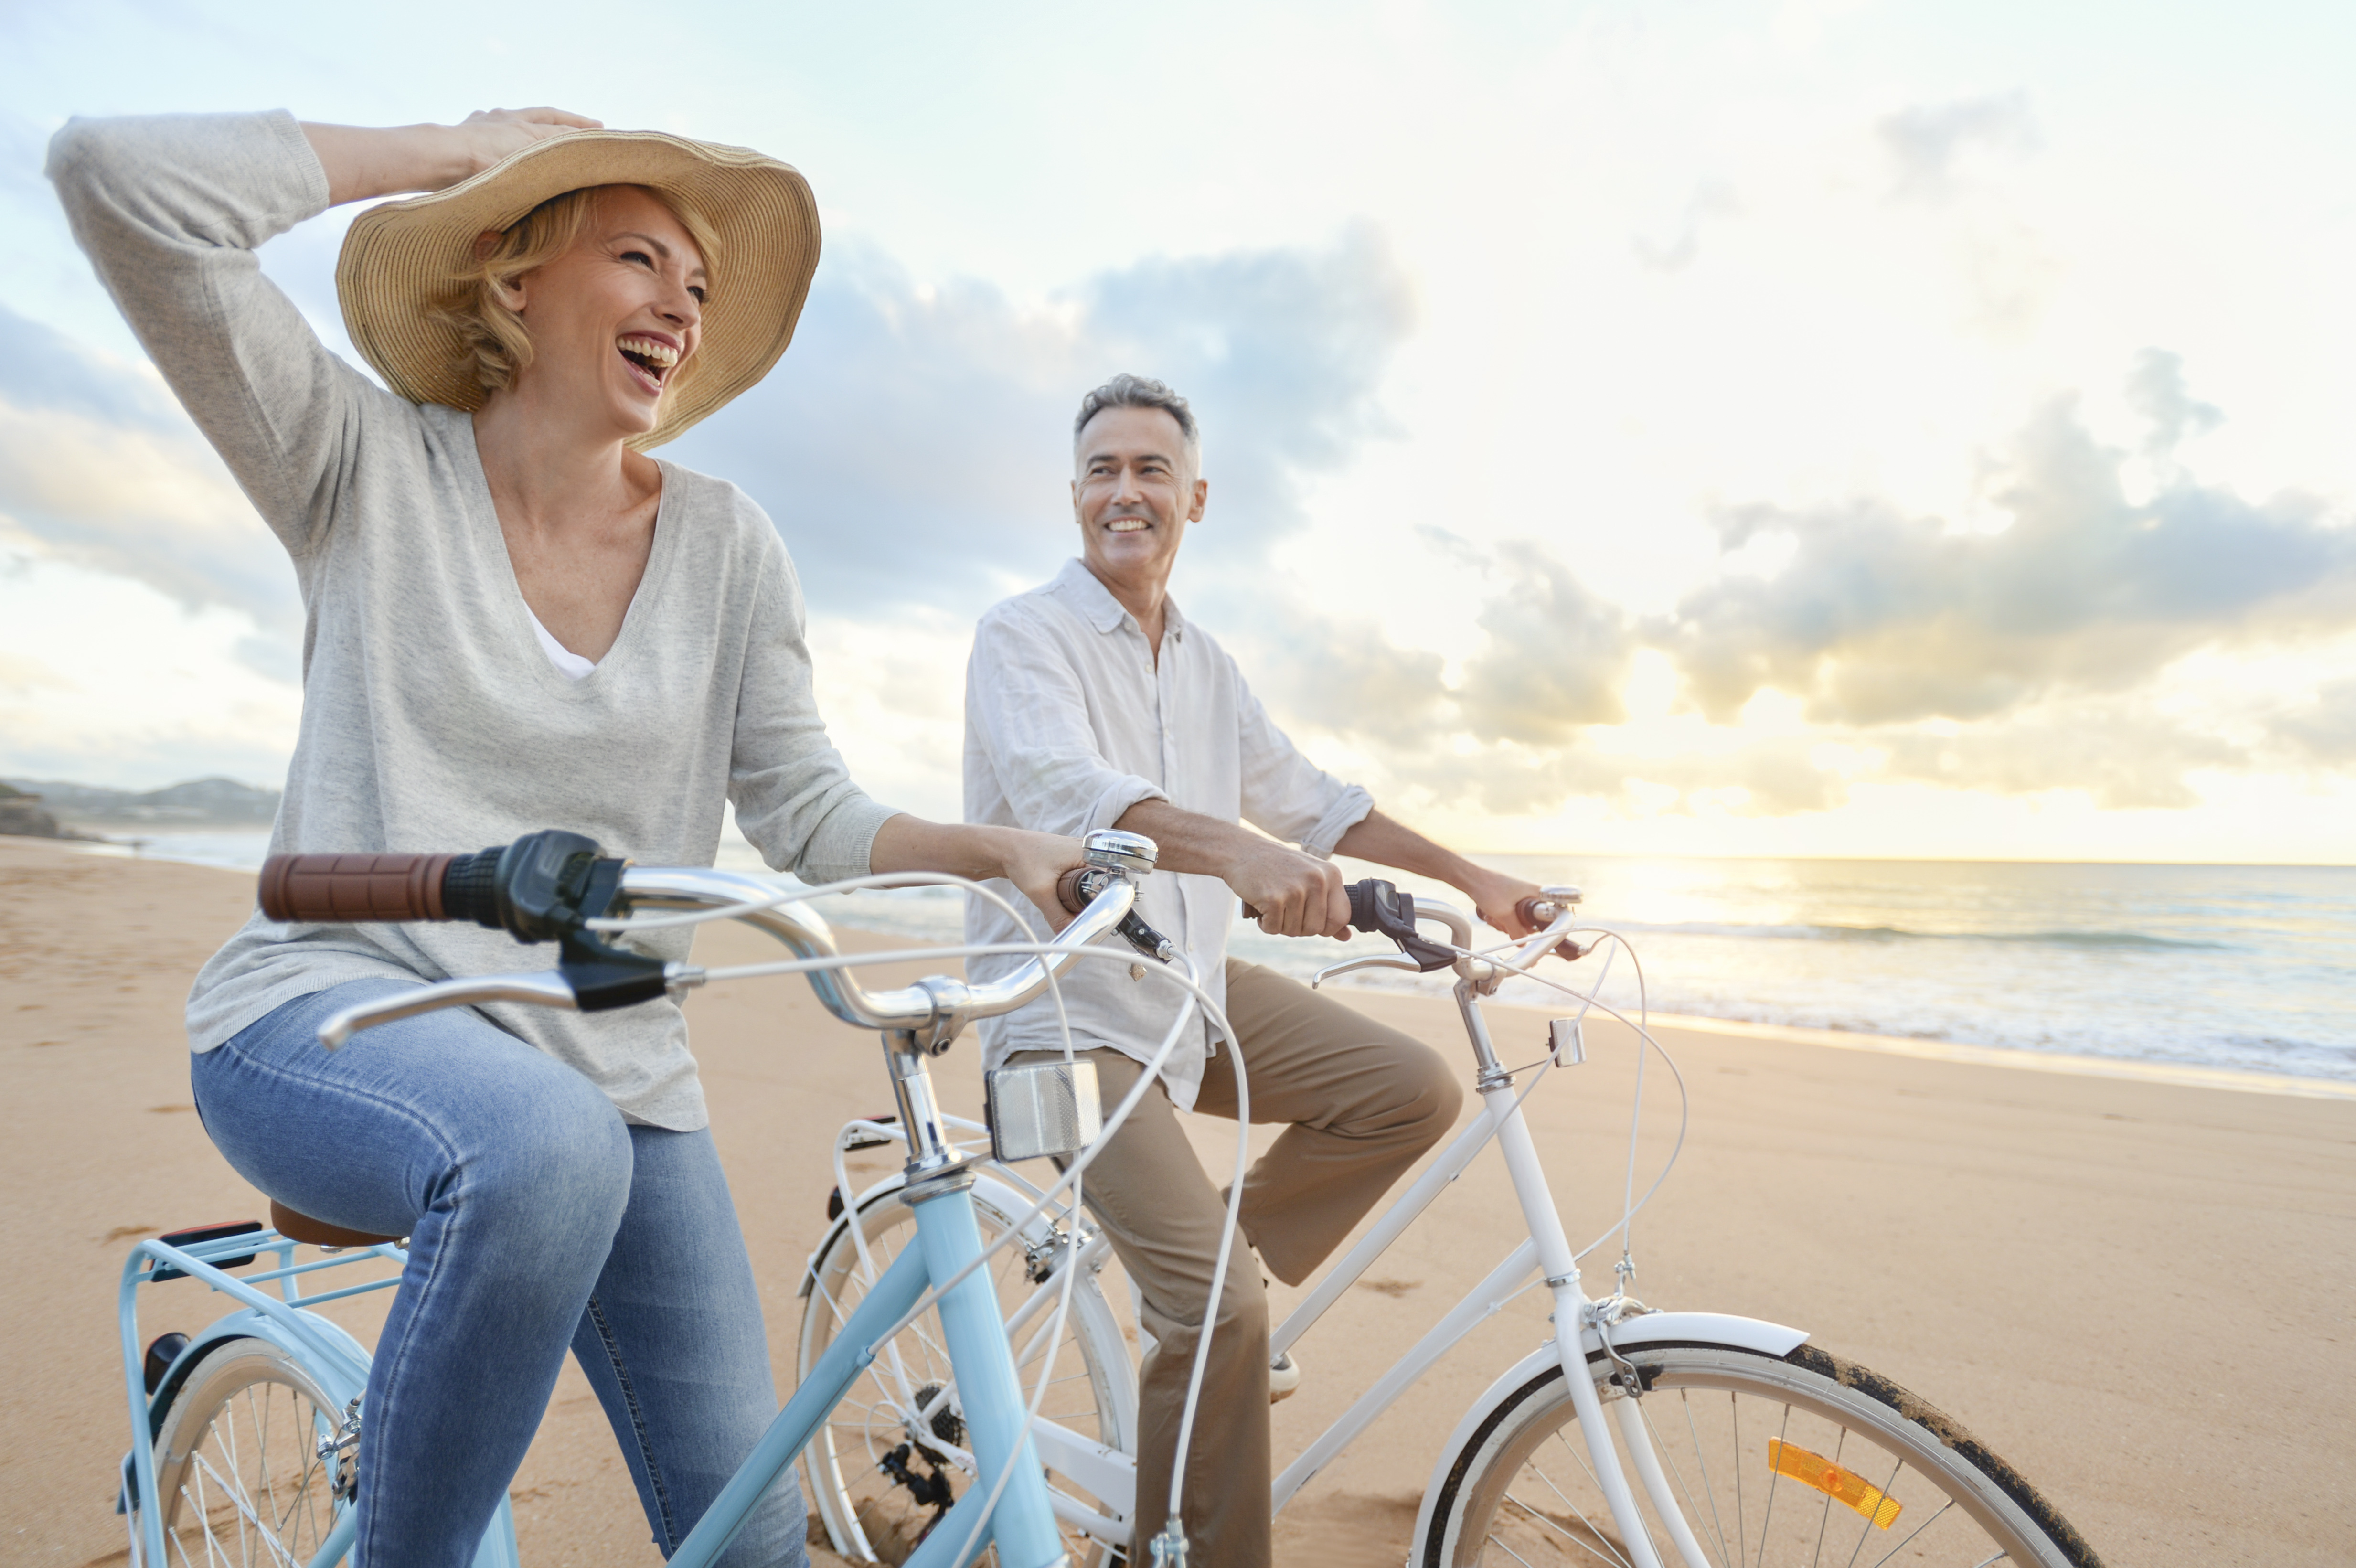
xmin=1071 ymin=405 xmax=1206 ymax=594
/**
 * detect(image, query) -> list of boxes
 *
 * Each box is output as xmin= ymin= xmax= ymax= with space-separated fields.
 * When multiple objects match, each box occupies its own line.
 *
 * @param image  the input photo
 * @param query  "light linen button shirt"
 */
xmin=964 ymin=558 xmax=1374 ymax=1109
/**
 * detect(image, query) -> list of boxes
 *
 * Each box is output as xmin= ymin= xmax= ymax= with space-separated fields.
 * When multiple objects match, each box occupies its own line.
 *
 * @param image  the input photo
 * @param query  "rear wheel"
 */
xmin=1420 ymin=1340 xmax=2100 ymax=1568
xmin=798 ymin=1179 xmax=1135 ymax=1565
xmin=148 ymin=1337 xmax=344 ymax=1564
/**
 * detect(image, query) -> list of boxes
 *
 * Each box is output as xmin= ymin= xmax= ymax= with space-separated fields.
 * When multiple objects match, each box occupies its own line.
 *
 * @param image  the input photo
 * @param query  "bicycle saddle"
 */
xmin=268 ymin=1199 xmax=402 ymax=1250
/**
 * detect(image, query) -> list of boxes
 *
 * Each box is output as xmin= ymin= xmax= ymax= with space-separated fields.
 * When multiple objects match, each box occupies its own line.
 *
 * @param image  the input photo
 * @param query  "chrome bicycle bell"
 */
xmin=1082 ymin=829 xmax=1158 ymax=877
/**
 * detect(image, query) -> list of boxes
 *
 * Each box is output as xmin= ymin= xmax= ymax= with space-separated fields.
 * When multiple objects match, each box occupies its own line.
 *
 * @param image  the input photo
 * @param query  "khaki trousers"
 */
xmin=1010 ymin=959 xmax=1463 ymax=1568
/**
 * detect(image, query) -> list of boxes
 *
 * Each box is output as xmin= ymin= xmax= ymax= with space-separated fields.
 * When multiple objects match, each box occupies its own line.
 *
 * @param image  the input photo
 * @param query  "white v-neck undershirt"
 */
xmin=523 ymin=601 xmax=597 ymax=680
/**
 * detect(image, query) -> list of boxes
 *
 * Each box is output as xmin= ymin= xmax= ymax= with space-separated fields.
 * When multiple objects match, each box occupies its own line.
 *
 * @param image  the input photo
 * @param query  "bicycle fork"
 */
xmin=1484 ymin=1080 xmax=1713 ymax=1568
xmin=888 ymin=1027 xmax=1069 ymax=1568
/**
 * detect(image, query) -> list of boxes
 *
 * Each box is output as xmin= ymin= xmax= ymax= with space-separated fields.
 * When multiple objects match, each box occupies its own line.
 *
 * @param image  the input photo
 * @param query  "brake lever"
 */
xmin=1349 ymin=881 xmax=1459 ymax=973
xmin=1310 ymin=953 xmax=1424 ymax=990
xmin=318 ymin=971 xmax=583 ymax=1049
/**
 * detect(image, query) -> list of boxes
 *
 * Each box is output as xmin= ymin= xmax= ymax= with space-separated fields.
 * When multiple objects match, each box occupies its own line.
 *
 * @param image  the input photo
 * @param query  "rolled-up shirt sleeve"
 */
xmin=967 ymin=608 xmax=1169 ymax=837
xmin=1232 ymin=659 xmax=1373 ymax=856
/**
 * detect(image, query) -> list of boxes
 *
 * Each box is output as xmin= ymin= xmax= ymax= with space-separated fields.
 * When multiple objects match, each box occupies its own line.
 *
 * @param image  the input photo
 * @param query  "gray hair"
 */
xmin=1073 ymin=373 xmax=1199 ymax=461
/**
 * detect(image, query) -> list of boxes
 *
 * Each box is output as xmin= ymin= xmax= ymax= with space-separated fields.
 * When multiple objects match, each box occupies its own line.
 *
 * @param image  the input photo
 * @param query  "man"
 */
xmin=963 ymin=373 xmax=1555 ymax=1567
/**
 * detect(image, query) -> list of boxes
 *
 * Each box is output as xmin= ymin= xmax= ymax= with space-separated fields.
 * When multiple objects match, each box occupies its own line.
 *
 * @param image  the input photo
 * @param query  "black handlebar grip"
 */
xmin=259 ymin=853 xmax=458 ymax=923
xmin=1243 ymin=881 xmax=1371 ymax=928
xmin=439 ymin=847 xmax=503 ymax=928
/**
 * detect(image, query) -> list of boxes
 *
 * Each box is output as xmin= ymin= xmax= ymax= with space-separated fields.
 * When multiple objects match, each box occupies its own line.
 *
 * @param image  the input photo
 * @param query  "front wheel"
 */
xmin=797 ymin=1178 xmax=1136 ymax=1566
xmin=147 ymin=1337 xmax=345 ymax=1563
xmin=1420 ymin=1340 xmax=2100 ymax=1568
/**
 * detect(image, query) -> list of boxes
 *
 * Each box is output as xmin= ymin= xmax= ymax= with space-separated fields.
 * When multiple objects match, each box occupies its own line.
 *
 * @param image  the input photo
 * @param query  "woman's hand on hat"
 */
xmin=451 ymin=107 xmax=604 ymax=178
xmin=303 ymin=108 xmax=602 ymax=208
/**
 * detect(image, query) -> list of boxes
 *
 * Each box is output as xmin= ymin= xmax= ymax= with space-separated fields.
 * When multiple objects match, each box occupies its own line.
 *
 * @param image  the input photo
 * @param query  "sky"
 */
xmin=3 ymin=0 xmax=2354 ymax=862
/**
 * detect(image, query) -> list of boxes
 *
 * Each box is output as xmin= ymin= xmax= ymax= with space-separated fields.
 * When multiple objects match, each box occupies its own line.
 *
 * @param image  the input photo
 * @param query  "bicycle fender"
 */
xmin=134 ymin=1309 xmax=522 ymax=1568
xmin=142 ymin=1306 xmax=375 ymax=1439
xmin=121 ymin=1310 xmax=372 ymax=1523
xmin=1409 ymin=1312 xmax=1807 ymax=1557
xmin=800 ymin=1172 xmax=907 ymax=1296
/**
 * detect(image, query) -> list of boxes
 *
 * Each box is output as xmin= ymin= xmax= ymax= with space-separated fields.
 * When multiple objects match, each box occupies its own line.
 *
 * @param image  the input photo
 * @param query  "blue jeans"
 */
xmin=191 ymin=979 xmax=807 ymax=1568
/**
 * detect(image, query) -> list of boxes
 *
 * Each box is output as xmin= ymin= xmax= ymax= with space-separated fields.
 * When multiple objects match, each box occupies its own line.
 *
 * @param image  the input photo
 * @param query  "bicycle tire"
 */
xmin=1419 ymin=1339 xmax=2101 ymax=1568
xmin=147 ymin=1336 xmax=345 ymax=1563
xmin=797 ymin=1178 xmax=1135 ymax=1566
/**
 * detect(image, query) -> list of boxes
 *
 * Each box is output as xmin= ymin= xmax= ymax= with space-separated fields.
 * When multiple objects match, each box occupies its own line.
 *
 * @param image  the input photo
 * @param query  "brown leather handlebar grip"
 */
xmin=1056 ymin=866 xmax=1092 ymax=916
xmin=259 ymin=853 xmax=458 ymax=923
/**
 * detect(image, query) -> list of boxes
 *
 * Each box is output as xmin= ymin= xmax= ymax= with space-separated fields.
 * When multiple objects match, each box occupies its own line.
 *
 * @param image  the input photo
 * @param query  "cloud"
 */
xmin=1456 ymin=554 xmax=1636 ymax=743
xmin=1244 ymin=612 xmax=1452 ymax=753
xmin=2123 ymin=346 xmax=2223 ymax=460
xmin=1358 ymin=728 xmax=1856 ymax=821
xmin=1232 ymin=541 xmax=1632 ymax=757
xmin=1876 ymin=710 xmax=2243 ymax=810
xmin=665 ymin=224 xmax=1415 ymax=619
xmin=2271 ymin=679 xmax=2356 ymax=766
xmin=0 ymin=302 xmax=301 ymax=655
xmin=1228 ymin=542 xmax=1644 ymax=817
xmin=1877 ymin=92 xmax=2039 ymax=202
xmin=1632 ymin=179 xmax=1741 ymax=275
xmin=1655 ymin=379 xmax=2356 ymax=725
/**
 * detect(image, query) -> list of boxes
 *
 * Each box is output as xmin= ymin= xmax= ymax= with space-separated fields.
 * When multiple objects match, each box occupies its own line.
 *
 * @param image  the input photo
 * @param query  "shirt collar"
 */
xmin=1053 ymin=557 xmax=1186 ymax=642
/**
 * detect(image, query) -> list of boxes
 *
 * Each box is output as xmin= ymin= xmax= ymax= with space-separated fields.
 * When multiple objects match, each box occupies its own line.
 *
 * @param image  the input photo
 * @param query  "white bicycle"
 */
xmin=794 ymin=878 xmax=2104 ymax=1568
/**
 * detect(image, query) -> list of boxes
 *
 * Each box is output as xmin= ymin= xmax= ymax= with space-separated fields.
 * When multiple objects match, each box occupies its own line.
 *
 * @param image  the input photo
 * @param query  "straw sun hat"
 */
xmin=336 ymin=129 xmax=818 ymax=449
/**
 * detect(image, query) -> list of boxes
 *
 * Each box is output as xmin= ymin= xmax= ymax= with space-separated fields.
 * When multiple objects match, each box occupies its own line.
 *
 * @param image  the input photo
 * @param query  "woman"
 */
xmin=50 ymin=107 xmax=1076 ymax=1566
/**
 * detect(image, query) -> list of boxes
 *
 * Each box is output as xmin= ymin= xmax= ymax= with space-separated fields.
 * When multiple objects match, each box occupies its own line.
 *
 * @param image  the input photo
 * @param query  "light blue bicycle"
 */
xmin=116 ymin=827 xmax=1170 ymax=1568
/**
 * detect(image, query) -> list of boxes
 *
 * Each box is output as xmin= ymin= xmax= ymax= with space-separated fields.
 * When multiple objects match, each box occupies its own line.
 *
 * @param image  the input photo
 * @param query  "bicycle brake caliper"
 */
xmin=318 ymin=1396 xmax=362 ymax=1504
xmin=1585 ymin=1300 xmax=1656 ymax=1400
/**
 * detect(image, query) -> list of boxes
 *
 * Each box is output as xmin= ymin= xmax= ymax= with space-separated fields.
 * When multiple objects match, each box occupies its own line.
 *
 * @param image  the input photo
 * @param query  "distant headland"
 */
xmin=0 ymin=777 xmax=280 ymax=840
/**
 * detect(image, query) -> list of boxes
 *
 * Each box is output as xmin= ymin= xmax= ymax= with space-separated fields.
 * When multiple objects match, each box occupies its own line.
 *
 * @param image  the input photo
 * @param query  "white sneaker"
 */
xmin=1269 ymin=1351 xmax=1302 ymax=1403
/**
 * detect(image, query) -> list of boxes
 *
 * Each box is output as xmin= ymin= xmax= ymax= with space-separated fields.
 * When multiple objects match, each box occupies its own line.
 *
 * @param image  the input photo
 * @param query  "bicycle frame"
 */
xmin=674 ymin=1180 xmax=1066 ymax=1568
xmin=119 ymin=1044 xmax=1074 ymax=1568
xmin=913 ymin=951 xmax=1807 ymax=1568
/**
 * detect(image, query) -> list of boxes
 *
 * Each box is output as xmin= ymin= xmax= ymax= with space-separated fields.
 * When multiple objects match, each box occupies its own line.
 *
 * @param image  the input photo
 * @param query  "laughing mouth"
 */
xmin=1105 ymin=516 xmax=1151 ymax=533
xmin=618 ymin=333 xmax=681 ymax=395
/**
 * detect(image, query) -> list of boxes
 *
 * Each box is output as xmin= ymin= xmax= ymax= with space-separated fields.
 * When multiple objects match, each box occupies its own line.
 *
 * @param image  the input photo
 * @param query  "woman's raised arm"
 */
xmin=301 ymin=108 xmax=599 ymax=206
xmin=47 ymin=108 xmax=601 ymax=558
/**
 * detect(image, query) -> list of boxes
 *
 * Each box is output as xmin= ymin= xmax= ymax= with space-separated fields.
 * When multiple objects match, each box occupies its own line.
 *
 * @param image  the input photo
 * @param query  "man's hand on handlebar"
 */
xmin=1230 ymin=839 xmax=1353 ymax=940
xmin=1457 ymin=866 xmax=1554 ymax=939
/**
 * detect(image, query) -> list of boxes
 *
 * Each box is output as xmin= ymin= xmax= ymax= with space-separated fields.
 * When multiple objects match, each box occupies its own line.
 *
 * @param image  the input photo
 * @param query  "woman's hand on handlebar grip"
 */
xmin=994 ymin=828 xmax=1091 ymax=932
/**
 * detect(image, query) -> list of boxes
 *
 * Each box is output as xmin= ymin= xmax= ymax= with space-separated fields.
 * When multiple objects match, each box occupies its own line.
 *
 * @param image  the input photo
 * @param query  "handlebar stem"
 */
xmin=883 ymin=1027 xmax=969 ymax=1185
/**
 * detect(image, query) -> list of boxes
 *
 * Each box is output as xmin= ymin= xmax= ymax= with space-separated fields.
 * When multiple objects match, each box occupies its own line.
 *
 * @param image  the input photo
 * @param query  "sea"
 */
xmin=94 ymin=829 xmax=2356 ymax=1086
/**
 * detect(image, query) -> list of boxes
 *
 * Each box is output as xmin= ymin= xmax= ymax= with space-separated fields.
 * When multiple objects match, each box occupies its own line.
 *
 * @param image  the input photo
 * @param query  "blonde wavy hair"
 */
xmin=433 ymin=183 xmax=723 ymax=396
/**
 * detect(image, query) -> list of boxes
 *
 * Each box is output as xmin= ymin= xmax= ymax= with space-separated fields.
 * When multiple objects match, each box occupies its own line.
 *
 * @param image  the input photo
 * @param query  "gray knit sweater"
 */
xmin=49 ymin=110 xmax=898 ymax=1129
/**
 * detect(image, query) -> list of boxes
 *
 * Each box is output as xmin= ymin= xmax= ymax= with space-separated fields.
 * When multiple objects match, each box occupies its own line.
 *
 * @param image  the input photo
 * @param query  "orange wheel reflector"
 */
xmin=1768 ymin=1438 xmax=1903 ymax=1529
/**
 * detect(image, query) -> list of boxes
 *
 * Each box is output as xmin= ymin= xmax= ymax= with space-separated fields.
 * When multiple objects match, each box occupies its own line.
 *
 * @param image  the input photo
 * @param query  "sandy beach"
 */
xmin=4 ymin=835 xmax=2350 ymax=1566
